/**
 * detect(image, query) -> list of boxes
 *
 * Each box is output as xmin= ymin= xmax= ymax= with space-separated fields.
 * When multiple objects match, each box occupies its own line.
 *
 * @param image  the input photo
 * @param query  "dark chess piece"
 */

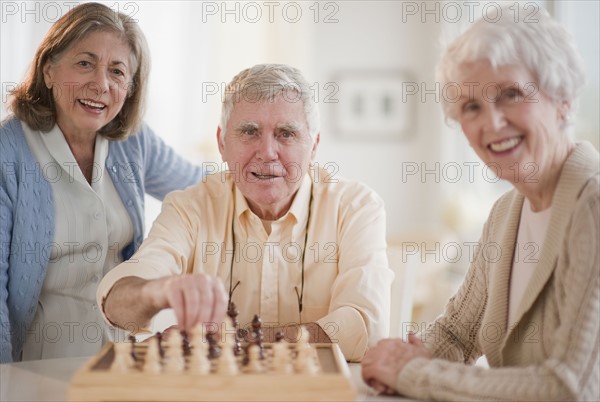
xmin=181 ymin=330 xmax=191 ymax=356
xmin=227 ymin=301 xmax=243 ymax=356
xmin=206 ymin=330 xmax=221 ymax=359
xmin=275 ymin=331 xmax=285 ymax=343
xmin=155 ymin=332 xmax=165 ymax=359
xmin=128 ymin=335 xmax=137 ymax=362
xmin=251 ymin=314 xmax=264 ymax=360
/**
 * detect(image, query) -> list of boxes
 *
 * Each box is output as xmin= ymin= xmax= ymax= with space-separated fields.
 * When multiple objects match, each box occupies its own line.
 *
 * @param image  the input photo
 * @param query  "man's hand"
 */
xmin=145 ymin=274 xmax=228 ymax=331
xmin=104 ymin=273 xmax=228 ymax=333
xmin=361 ymin=334 xmax=432 ymax=395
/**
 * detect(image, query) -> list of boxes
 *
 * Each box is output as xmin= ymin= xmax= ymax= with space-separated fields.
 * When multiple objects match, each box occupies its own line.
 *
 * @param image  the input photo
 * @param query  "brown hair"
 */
xmin=8 ymin=2 xmax=150 ymax=140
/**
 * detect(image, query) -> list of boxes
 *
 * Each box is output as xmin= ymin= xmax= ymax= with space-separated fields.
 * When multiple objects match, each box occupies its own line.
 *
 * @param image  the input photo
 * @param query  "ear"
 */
xmin=558 ymin=100 xmax=571 ymax=122
xmin=216 ymin=126 xmax=225 ymax=159
xmin=310 ymin=133 xmax=320 ymax=161
xmin=42 ymin=61 xmax=54 ymax=89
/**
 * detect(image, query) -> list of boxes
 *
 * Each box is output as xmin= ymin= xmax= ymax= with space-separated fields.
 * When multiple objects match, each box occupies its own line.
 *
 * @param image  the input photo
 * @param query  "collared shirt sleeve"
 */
xmin=315 ymin=182 xmax=393 ymax=362
xmin=96 ymin=187 xmax=202 ymax=328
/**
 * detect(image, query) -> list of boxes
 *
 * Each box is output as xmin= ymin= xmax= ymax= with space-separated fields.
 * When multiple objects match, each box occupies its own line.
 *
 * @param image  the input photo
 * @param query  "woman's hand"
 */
xmin=361 ymin=334 xmax=432 ymax=394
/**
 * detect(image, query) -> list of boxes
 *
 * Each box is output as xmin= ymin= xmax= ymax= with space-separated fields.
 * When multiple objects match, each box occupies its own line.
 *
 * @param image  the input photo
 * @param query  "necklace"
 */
xmin=227 ymin=182 xmax=314 ymax=324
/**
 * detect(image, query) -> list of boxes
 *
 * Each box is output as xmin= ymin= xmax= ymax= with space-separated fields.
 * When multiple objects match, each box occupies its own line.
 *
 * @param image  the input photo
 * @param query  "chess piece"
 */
xmin=155 ymin=332 xmax=165 ymax=359
xmin=164 ymin=331 xmax=185 ymax=373
xmin=271 ymin=341 xmax=292 ymax=374
xmin=227 ymin=301 xmax=242 ymax=356
xmin=206 ymin=330 xmax=221 ymax=359
xmin=275 ymin=331 xmax=285 ymax=343
xmin=189 ymin=324 xmax=210 ymax=375
xmin=251 ymin=315 xmax=264 ymax=359
xmin=143 ymin=337 xmax=162 ymax=374
xmin=111 ymin=341 xmax=135 ymax=373
xmin=128 ymin=335 xmax=138 ymax=362
xmin=216 ymin=317 xmax=239 ymax=375
xmin=245 ymin=344 xmax=265 ymax=373
xmin=294 ymin=326 xmax=319 ymax=375
xmin=181 ymin=330 xmax=192 ymax=356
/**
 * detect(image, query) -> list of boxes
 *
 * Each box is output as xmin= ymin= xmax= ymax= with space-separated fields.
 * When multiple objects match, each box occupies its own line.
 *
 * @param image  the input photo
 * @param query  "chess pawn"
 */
xmin=216 ymin=320 xmax=239 ymax=375
xmin=143 ymin=337 xmax=162 ymax=374
xmin=271 ymin=341 xmax=292 ymax=375
xmin=206 ymin=330 xmax=221 ymax=359
xmin=245 ymin=344 xmax=265 ymax=374
xmin=251 ymin=315 xmax=264 ymax=359
xmin=128 ymin=335 xmax=138 ymax=362
xmin=189 ymin=324 xmax=210 ymax=375
xmin=164 ymin=331 xmax=185 ymax=373
xmin=294 ymin=326 xmax=319 ymax=375
xmin=111 ymin=341 xmax=135 ymax=373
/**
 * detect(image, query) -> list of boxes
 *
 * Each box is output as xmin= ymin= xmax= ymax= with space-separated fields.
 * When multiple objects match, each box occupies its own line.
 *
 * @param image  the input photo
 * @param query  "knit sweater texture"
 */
xmin=0 ymin=117 xmax=203 ymax=362
xmin=396 ymin=142 xmax=600 ymax=401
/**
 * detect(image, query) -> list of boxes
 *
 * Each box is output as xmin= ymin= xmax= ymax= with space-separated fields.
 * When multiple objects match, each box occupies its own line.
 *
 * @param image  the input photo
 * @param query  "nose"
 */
xmin=256 ymin=134 xmax=278 ymax=161
xmin=90 ymin=67 xmax=110 ymax=96
xmin=482 ymin=105 xmax=507 ymax=133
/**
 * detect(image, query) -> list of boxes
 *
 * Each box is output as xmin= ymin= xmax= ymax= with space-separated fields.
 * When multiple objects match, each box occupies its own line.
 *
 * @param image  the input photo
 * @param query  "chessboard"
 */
xmin=68 ymin=341 xmax=356 ymax=401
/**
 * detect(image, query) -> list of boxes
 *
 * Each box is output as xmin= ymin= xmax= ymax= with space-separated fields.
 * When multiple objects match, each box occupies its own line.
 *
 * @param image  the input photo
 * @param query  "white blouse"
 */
xmin=508 ymin=198 xmax=552 ymax=327
xmin=21 ymin=122 xmax=133 ymax=360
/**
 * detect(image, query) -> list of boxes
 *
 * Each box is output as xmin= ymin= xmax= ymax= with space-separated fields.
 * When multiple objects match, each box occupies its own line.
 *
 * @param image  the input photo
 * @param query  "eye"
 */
xmin=462 ymin=101 xmax=479 ymax=114
xmin=111 ymin=68 xmax=125 ymax=77
xmin=280 ymin=131 xmax=295 ymax=139
xmin=242 ymin=127 xmax=258 ymax=136
xmin=77 ymin=60 xmax=92 ymax=68
xmin=501 ymin=87 xmax=522 ymax=102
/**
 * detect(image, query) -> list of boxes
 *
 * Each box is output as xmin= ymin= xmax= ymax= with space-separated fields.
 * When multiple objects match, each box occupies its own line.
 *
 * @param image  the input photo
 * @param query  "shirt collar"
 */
xmin=37 ymin=124 xmax=108 ymax=188
xmin=233 ymin=173 xmax=313 ymax=240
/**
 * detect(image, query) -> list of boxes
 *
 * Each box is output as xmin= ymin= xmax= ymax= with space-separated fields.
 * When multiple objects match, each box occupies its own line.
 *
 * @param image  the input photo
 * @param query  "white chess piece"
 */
xmin=294 ymin=326 xmax=318 ymax=375
xmin=189 ymin=324 xmax=210 ymax=375
xmin=271 ymin=341 xmax=292 ymax=374
xmin=111 ymin=342 xmax=135 ymax=373
xmin=164 ymin=331 xmax=185 ymax=373
xmin=143 ymin=337 xmax=162 ymax=374
xmin=217 ymin=318 xmax=239 ymax=375
xmin=245 ymin=344 xmax=264 ymax=373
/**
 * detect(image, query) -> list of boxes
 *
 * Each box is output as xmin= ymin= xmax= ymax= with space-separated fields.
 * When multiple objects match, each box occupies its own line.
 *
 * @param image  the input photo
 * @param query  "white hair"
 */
xmin=219 ymin=64 xmax=320 ymax=140
xmin=437 ymin=4 xmax=586 ymax=121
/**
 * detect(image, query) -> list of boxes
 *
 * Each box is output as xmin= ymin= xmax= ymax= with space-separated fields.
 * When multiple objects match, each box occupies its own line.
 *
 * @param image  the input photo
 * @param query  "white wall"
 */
xmin=1 ymin=0 xmax=598 ymax=241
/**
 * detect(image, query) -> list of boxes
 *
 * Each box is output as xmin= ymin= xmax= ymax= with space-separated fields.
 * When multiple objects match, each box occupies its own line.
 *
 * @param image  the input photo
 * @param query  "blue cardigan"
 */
xmin=0 ymin=117 xmax=203 ymax=362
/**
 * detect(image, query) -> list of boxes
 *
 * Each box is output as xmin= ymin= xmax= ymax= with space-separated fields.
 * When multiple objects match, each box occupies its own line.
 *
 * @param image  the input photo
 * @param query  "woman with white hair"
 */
xmin=362 ymin=5 xmax=599 ymax=401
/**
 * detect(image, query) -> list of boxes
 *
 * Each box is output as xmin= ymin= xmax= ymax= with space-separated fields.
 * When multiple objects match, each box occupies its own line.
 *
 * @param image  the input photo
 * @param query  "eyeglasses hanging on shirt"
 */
xmin=227 ymin=183 xmax=314 ymax=324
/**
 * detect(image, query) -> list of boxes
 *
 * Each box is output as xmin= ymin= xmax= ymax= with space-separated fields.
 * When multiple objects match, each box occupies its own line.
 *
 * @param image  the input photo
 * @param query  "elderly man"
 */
xmin=98 ymin=64 xmax=392 ymax=361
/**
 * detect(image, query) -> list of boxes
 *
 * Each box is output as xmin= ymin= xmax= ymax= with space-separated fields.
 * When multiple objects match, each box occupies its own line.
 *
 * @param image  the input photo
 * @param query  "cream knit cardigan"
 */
xmin=396 ymin=142 xmax=599 ymax=401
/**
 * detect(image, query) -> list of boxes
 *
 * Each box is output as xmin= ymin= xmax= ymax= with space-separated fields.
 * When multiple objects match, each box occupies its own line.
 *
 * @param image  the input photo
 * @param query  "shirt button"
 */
xmin=92 ymin=304 xmax=98 ymax=311
xmin=127 ymin=200 xmax=133 ymax=207
xmin=112 ymin=165 xmax=118 ymax=173
xmin=91 ymin=275 xmax=100 ymax=283
xmin=94 ymin=211 xmax=102 ymax=220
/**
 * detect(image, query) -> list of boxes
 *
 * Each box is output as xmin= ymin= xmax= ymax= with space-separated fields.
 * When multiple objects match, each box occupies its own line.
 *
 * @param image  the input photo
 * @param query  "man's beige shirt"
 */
xmin=97 ymin=166 xmax=393 ymax=361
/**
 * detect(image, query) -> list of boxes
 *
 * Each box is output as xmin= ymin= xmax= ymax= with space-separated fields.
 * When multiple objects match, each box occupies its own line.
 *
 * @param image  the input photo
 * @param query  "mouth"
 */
xmin=488 ymin=136 xmax=523 ymax=153
xmin=78 ymin=99 xmax=107 ymax=112
xmin=251 ymin=172 xmax=280 ymax=180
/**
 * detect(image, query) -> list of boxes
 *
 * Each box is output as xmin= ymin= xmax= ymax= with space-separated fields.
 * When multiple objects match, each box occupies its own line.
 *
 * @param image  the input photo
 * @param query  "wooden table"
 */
xmin=1 ymin=357 xmax=417 ymax=401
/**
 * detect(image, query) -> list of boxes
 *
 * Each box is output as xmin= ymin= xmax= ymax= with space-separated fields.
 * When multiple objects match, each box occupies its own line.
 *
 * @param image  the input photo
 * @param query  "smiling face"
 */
xmin=455 ymin=60 xmax=571 ymax=186
xmin=43 ymin=30 xmax=133 ymax=139
xmin=217 ymin=95 xmax=319 ymax=220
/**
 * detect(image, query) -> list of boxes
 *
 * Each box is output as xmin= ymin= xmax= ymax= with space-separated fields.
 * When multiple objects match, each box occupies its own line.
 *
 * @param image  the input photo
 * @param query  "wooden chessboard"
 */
xmin=68 ymin=342 xmax=357 ymax=401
